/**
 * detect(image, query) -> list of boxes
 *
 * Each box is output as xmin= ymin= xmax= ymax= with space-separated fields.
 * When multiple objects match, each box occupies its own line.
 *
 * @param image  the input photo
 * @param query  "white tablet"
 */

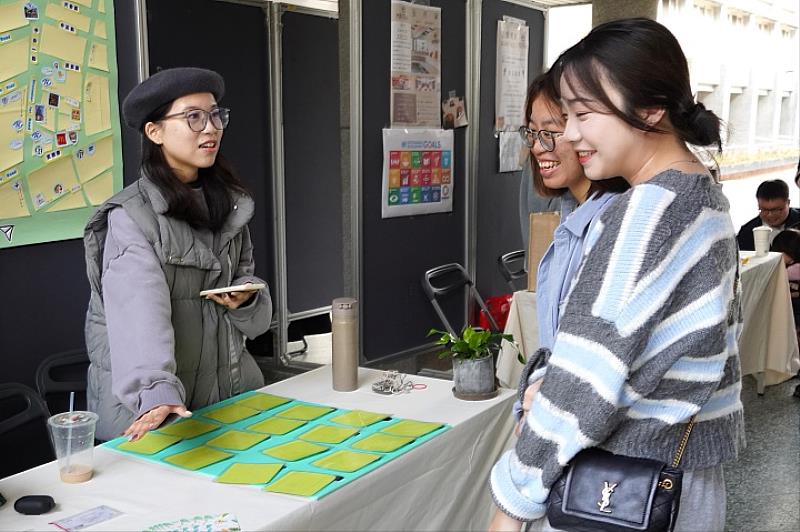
xmin=199 ymin=283 xmax=265 ymax=297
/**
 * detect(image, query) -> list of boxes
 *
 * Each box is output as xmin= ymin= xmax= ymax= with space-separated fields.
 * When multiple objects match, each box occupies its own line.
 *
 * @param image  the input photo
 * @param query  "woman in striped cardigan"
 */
xmin=490 ymin=18 xmax=744 ymax=532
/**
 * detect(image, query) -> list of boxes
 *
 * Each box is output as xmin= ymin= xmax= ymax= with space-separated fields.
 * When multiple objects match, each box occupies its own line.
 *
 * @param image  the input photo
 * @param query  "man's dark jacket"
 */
xmin=736 ymin=208 xmax=800 ymax=250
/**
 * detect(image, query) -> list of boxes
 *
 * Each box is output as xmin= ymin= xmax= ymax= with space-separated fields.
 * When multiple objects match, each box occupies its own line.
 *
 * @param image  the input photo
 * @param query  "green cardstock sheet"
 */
xmin=104 ymin=391 xmax=450 ymax=499
xmin=215 ymin=463 xmax=284 ymax=485
xmin=298 ymin=425 xmax=359 ymax=444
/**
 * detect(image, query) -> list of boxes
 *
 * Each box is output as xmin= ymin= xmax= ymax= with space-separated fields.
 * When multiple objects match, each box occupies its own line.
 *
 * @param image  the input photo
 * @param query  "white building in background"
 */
xmin=546 ymin=0 xmax=799 ymax=176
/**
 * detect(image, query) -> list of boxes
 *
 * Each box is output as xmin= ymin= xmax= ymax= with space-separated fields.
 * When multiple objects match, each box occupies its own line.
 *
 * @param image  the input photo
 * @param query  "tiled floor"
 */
xmin=725 ymin=375 xmax=800 ymax=531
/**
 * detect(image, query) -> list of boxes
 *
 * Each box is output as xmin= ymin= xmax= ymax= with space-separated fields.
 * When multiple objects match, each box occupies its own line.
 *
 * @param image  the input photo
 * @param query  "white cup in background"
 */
xmin=752 ymin=226 xmax=772 ymax=257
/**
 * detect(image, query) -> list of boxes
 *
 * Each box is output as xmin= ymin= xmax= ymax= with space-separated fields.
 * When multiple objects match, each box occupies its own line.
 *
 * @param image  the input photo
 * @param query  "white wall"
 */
xmin=544 ymin=4 xmax=592 ymax=69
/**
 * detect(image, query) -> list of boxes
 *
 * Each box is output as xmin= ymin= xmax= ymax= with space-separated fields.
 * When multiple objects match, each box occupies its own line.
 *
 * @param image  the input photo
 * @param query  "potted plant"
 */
xmin=428 ymin=326 xmax=520 ymax=400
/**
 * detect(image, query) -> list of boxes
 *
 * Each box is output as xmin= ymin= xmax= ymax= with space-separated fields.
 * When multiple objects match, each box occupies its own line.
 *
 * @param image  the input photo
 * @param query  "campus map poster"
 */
xmin=381 ymin=128 xmax=453 ymax=219
xmin=389 ymin=0 xmax=441 ymax=128
xmin=0 ymin=0 xmax=122 ymax=249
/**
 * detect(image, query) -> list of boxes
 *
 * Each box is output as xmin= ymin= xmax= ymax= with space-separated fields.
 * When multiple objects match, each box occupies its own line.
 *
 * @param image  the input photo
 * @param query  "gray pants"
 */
xmin=528 ymin=465 xmax=726 ymax=532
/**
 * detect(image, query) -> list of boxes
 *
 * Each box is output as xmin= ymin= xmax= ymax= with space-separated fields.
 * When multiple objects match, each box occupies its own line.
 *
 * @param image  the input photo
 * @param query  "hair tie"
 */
xmin=687 ymin=102 xmax=707 ymax=123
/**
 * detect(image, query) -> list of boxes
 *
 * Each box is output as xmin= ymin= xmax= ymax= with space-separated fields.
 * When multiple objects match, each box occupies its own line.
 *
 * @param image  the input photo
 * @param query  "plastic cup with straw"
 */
xmin=47 ymin=392 xmax=98 ymax=483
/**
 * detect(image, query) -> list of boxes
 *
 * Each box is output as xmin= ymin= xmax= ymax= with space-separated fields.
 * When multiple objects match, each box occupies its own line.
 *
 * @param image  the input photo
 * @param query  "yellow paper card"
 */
xmin=74 ymin=0 xmax=92 ymax=7
xmin=201 ymin=403 xmax=260 ymax=424
xmin=312 ymin=450 xmax=381 ymax=473
xmin=47 ymin=190 xmax=86 ymax=212
xmin=156 ymin=418 xmax=220 ymax=439
xmin=74 ymin=134 xmax=113 ymax=182
xmin=298 ymin=425 xmax=358 ymax=444
xmin=94 ymin=19 xmax=107 ymax=39
xmin=263 ymin=441 xmax=328 ymax=461
xmin=206 ymin=430 xmax=268 ymax=451
xmin=351 ymin=433 xmax=414 ymax=453
xmin=0 ymin=102 xmax=24 ymax=173
xmin=82 ymin=170 xmax=113 ymax=205
xmin=41 ymin=23 xmax=87 ymax=65
xmin=45 ymin=3 xmax=91 ymax=32
xmin=164 ymin=446 xmax=233 ymax=470
xmin=0 ymin=181 xmax=30 ymax=219
xmin=0 ymin=40 xmax=29 ymax=84
xmin=264 ymin=471 xmax=337 ymax=497
xmin=247 ymin=417 xmax=306 ymax=435
xmin=276 ymin=404 xmax=334 ymax=421
xmin=98 ymin=0 xmax=105 ymax=13
xmin=380 ymin=420 xmax=443 ymax=438
xmin=329 ymin=410 xmax=389 ymax=427
xmin=0 ymin=2 xmax=27 ymax=33
xmin=88 ymin=42 xmax=108 ymax=72
xmin=215 ymin=463 xmax=283 ymax=485
xmin=84 ymin=73 xmax=111 ymax=135
xmin=117 ymin=432 xmax=181 ymax=455
xmin=27 ymin=156 xmax=80 ymax=209
xmin=235 ymin=393 xmax=291 ymax=412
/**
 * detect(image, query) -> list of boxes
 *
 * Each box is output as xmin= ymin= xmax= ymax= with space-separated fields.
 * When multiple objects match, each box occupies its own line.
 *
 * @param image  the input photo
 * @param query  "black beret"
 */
xmin=122 ymin=67 xmax=225 ymax=131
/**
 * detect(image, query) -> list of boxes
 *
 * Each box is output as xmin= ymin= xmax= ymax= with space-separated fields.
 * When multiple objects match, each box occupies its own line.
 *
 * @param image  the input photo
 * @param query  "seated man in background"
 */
xmin=737 ymin=179 xmax=800 ymax=250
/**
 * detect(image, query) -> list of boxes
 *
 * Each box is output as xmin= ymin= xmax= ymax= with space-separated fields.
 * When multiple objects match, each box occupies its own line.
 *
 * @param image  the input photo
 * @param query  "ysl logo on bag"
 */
xmin=597 ymin=481 xmax=618 ymax=513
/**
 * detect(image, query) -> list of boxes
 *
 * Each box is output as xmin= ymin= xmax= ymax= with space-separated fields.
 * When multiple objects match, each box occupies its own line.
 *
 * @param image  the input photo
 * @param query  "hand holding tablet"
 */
xmin=199 ymin=283 xmax=265 ymax=297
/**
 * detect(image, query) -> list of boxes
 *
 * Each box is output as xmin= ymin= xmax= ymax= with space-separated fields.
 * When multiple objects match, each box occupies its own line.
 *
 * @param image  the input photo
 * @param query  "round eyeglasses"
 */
xmin=518 ymin=126 xmax=564 ymax=152
xmin=160 ymin=107 xmax=230 ymax=132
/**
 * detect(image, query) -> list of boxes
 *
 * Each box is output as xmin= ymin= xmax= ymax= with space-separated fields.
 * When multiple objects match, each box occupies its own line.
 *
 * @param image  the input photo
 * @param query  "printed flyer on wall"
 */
xmin=494 ymin=16 xmax=528 ymax=132
xmin=0 ymin=0 xmax=123 ymax=248
xmin=381 ymin=128 xmax=453 ymax=219
xmin=389 ymin=0 xmax=441 ymax=128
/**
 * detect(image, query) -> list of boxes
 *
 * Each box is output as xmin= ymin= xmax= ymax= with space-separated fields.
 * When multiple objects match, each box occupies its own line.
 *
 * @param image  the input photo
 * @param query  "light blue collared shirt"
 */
xmin=535 ymin=190 xmax=619 ymax=350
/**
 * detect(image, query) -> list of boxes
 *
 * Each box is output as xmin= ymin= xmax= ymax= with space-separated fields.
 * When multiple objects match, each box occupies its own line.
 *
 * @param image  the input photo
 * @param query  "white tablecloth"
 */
xmin=738 ymin=251 xmax=800 ymax=392
xmin=496 ymin=253 xmax=800 ymax=394
xmin=0 ymin=366 xmax=515 ymax=531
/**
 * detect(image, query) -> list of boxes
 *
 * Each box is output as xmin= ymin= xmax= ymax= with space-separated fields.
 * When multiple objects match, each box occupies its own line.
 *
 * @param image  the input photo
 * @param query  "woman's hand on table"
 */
xmin=489 ymin=508 xmax=523 ymax=532
xmin=514 ymin=379 xmax=543 ymax=437
xmin=206 ymin=289 xmax=256 ymax=310
xmin=123 ymin=404 xmax=192 ymax=441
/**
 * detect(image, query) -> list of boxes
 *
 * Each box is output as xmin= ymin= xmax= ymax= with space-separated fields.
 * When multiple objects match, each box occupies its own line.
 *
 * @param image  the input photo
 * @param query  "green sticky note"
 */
xmin=164 ymin=446 xmax=233 ymax=470
xmin=156 ymin=418 xmax=221 ymax=439
xmin=351 ymin=433 xmax=414 ymax=453
xmin=247 ymin=417 xmax=307 ymax=435
xmin=263 ymin=440 xmax=328 ymax=461
xmin=329 ymin=410 xmax=389 ymax=427
xmin=298 ymin=425 xmax=358 ymax=444
xmin=117 ymin=432 xmax=181 ymax=455
xmin=276 ymin=404 xmax=334 ymax=421
xmin=201 ymin=403 xmax=261 ymax=424
xmin=264 ymin=471 xmax=337 ymax=497
xmin=312 ymin=450 xmax=381 ymax=473
xmin=380 ymin=419 xmax=443 ymax=438
xmin=236 ymin=393 xmax=291 ymax=411
xmin=215 ymin=462 xmax=283 ymax=485
xmin=206 ymin=430 xmax=269 ymax=451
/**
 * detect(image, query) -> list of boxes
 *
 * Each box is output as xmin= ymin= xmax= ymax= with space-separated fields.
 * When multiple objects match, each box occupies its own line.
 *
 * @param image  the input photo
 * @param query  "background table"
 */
xmin=738 ymin=251 xmax=800 ymax=393
xmin=0 ymin=366 xmax=515 ymax=531
xmin=497 ymin=252 xmax=800 ymax=394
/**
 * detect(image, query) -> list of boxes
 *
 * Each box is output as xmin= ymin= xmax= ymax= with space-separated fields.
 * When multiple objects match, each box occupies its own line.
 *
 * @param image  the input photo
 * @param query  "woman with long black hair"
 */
xmin=84 ymin=68 xmax=271 ymax=442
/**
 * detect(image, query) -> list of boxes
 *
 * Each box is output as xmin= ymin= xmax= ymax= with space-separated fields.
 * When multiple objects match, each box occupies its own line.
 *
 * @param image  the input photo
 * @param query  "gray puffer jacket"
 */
xmin=84 ymin=176 xmax=271 ymax=441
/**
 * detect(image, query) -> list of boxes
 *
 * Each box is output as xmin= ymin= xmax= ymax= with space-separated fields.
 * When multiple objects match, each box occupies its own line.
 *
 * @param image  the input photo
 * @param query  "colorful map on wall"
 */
xmin=0 ymin=0 xmax=122 ymax=248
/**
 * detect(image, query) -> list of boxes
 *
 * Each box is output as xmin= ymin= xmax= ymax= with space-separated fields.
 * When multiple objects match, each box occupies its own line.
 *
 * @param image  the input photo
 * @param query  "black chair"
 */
xmin=35 ymin=349 xmax=90 ymax=415
xmin=497 ymin=249 xmax=527 ymax=292
xmin=421 ymin=263 xmax=499 ymax=336
xmin=0 ymin=383 xmax=54 ymax=478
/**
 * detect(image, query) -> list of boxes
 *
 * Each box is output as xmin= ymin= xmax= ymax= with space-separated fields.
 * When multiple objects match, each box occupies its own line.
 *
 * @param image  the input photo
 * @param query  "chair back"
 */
xmin=0 ymin=383 xmax=54 ymax=478
xmin=421 ymin=263 xmax=499 ymax=335
xmin=498 ymin=250 xmax=527 ymax=292
xmin=35 ymin=349 xmax=90 ymax=415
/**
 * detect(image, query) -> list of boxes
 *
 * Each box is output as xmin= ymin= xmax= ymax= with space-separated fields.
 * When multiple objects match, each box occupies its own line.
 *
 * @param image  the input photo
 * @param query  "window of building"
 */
xmin=693 ymin=0 xmax=719 ymax=20
xmin=757 ymin=19 xmax=775 ymax=33
xmin=781 ymin=27 xmax=796 ymax=40
xmin=728 ymin=11 xmax=749 ymax=27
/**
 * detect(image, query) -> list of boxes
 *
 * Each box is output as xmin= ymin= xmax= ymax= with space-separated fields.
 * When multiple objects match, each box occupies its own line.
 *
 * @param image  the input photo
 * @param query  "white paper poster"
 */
xmin=498 ymin=131 xmax=525 ymax=172
xmin=390 ymin=0 xmax=441 ymax=128
xmin=495 ymin=17 xmax=529 ymax=132
xmin=382 ymin=128 xmax=453 ymax=219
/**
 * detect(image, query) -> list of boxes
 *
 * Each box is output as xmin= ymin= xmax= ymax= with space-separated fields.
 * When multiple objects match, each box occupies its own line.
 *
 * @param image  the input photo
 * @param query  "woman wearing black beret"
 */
xmin=83 ymin=67 xmax=272 ymax=441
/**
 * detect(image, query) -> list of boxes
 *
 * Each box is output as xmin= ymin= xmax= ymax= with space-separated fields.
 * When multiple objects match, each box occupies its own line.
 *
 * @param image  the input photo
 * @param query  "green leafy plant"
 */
xmin=427 ymin=326 xmax=524 ymax=363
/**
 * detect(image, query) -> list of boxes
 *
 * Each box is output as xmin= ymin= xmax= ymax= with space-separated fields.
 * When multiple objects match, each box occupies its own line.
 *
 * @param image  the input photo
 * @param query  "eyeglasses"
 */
xmin=160 ymin=107 xmax=230 ymax=132
xmin=759 ymin=206 xmax=787 ymax=215
xmin=518 ymin=126 xmax=564 ymax=152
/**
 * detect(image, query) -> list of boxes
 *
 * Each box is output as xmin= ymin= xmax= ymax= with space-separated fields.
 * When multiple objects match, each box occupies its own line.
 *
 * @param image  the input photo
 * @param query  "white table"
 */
xmin=0 ymin=366 xmax=515 ymax=531
xmin=738 ymin=251 xmax=800 ymax=393
xmin=497 ymin=252 xmax=800 ymax=394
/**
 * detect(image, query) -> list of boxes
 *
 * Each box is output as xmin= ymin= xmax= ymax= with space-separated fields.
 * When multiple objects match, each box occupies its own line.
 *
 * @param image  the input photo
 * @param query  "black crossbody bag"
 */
xmin=545 ymin=416 xmax=695 ymax=532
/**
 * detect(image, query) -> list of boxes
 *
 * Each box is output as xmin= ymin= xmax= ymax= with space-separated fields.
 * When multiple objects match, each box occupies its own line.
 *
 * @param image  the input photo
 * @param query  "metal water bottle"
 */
xmin=332 ymin=297 xmax=359 ymax=391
